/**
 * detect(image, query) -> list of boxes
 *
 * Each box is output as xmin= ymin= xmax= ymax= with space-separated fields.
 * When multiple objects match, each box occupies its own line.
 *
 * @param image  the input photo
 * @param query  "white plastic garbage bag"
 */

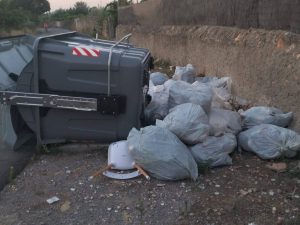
xmin=127 ymin=126 xmax=198 ymax=181
xmin=209 ymin=77 xmax=232 ymax=91
xmin=241 ymin=106 xmax=293 ymax=129
xmin=238 ymin=124 xmax=300 ymax=159
xmin=172 ymin=64 xmax=196 ymax=83
xmin=169 ymin=81 xmax=213 ymax=113
xmin=209 ymin=108 xmax=242 ymax=136
xmin=150 ymin=72 xmax=169 ymax=86
xmin=156 ymin=103 xmax=210 ymax=145
xmin=190 ymin=134 xmax=237 ymax=167
xmin=193 ymin=77 xmax=232 ymax=109
xmin=145 ymin=80 xmax=173 ymax=124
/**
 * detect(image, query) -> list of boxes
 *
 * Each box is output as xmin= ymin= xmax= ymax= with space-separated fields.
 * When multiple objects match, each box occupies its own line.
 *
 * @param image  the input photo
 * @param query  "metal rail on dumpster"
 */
xmin=0 ymin=91 xmax=98 ymax=111
xmin=0 ymin=91 xmax=126 ymax=116
xmin=107 ymin=33 xmax=132 ymax=96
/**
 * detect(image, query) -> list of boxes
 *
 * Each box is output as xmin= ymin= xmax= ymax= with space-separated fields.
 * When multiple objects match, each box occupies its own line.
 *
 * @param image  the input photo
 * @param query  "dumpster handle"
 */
xmin=107 ymin=33 xmax=132 ymax=96
xmin=32 ymin=31 xmax=77 ymax=147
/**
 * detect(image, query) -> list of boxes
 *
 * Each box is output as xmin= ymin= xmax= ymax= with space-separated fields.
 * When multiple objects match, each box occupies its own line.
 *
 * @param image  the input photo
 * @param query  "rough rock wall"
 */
xmin=119 ymin=0 xmax=300 ymax=33
xmin=117 ymin=25 xmax=300 ymax=131
xmin=117 ymin=0 xmax=300 ymax=131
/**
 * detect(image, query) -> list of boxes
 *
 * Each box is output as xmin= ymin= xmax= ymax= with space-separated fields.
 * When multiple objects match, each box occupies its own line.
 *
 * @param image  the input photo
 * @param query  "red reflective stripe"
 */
xmin=91 ymin=49 xmax=100 ymax=56
xmin=86 ymin=48 xmax=97 ymax=57
xmin=81 ymin=48 xmax=93 ymax=57
xmin=73 ymin=48 xmax=81 ymax=56
xmin=72 ymin=47 xmax=101 ymax=57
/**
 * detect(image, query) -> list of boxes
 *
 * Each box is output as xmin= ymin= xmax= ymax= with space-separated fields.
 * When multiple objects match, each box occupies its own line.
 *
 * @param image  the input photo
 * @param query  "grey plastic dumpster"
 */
xmin=0 ymin=35 xmax=35 ymax=150
xmin=0 ymin=32 xmax=152 ymax=149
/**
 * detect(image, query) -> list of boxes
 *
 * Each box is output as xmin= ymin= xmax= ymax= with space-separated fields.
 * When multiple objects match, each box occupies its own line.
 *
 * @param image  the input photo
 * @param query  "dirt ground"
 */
xmin=0 ymin=147 xmax=299 ymax=225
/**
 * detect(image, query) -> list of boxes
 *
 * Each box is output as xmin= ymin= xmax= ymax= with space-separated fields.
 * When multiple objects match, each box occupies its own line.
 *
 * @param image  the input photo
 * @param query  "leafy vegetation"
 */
xmin=0 ymin=0 xmax=51 ymax=31
xmin=0 ymin=0 xmax=147 ymax=33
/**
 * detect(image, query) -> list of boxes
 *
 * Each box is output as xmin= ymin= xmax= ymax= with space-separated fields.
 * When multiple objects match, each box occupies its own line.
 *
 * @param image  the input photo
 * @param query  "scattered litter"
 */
xmin=266 ymin=163 xmax=287 ymax=173
xmin=214 ymin=192 xmax=220 ymax=195
xmin=238 ymin=124 xmax=300 ymax=159
xmin=127 ymin=126 xmax=198 ymax=181
xmin=241 ymin=106 xmax=293 ymax=129
xmin=107 ymin=207 xmax=112 ymax=211
xmin=208 ymin=108 xmax=242 ymax=136
xmin=190 ymin=134 xmax=237 ymax=167
xmin=172 ymin=64 xmax=196 ymax=83
xmin=156 ymin=103 xmax=210 ymax=145
xmin=66 ymin=170 xmax=71 ymax=174
xmin=46 ymin=196 xmax=60 ymax=204
xmin=269 ymin=190 xmax=275 ymax=196
xmin=150 ymin=72 xmax=169 ymax=86
xmin=157 ymin=183 xmax=166 ymax=187
xmin=70 ymin=188 xmax=76 ymax=192
xmin=240 ymin=189 xmax=250 ymax=196
xmin=60 ymin=201 xmax=71 ymax=212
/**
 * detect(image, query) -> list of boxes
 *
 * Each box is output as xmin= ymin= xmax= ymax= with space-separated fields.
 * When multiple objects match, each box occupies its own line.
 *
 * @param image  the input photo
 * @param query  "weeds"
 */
xmin=153 ymin=58 xmax=174 ymax=76
xmin=179 ymin=200 xmax=191 ymax=220
xmin=135 ymin=198 xmax=146 ymax=224
xmin=284 ymin=216 xmax=300 ymax=225
xmin=197 ymin=163 xmax=210 ymax=175
xmin=8 ymin=166 xmax=15 ymax=185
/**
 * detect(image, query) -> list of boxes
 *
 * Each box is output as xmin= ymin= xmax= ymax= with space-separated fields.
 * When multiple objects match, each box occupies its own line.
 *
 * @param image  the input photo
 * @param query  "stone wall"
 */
xmin=119 ymin=0 xmax=300 ymax=33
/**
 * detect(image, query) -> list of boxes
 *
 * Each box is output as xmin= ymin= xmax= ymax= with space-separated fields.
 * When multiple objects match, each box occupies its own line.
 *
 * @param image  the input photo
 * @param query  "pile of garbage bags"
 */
xmin=127 ymin=64 xmax=300 ymax=181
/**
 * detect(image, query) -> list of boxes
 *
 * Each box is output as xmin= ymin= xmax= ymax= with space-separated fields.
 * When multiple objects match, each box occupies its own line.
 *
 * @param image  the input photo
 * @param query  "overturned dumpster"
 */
xmin=0 ymin=32 xmax=152 ymax=150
